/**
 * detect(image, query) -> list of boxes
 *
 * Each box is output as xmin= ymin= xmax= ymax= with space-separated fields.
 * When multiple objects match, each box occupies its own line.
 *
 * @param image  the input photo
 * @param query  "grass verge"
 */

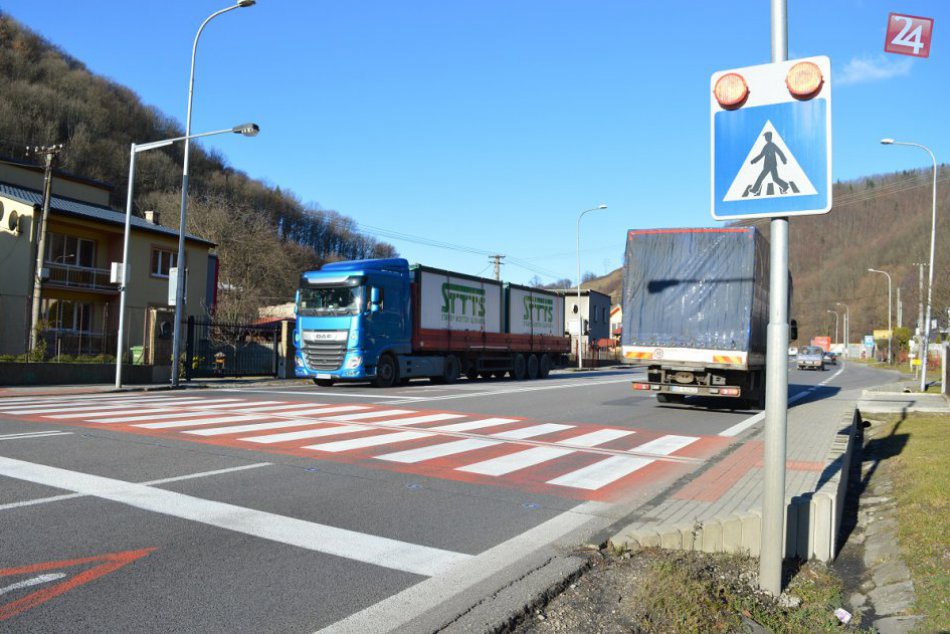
xmin=878 ymin=412 xmax=950 ymax=632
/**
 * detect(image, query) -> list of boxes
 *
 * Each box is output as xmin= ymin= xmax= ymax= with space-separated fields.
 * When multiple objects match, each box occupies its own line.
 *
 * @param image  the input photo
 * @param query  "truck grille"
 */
xmin=302 ymin=340 xmax=347 ymax=371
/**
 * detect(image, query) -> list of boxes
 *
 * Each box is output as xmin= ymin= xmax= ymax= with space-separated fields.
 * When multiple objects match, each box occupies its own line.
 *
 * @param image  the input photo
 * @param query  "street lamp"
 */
xmin=836 ymin=302 xmax=850 ymax=357
xmin=575 ymin=204 xmax=607 ymax=370
xmin=116 ymin=124 xmax=260 ymax=388
xmin=867 ymin=268 xmax=893 ymax=363
xmin=881 ymin=138 xmax=938 ymax=391
xmin=171 ymin=0 xmax=256 ymax=388
xmin=826 ymin=309 xmax=839 ymax=346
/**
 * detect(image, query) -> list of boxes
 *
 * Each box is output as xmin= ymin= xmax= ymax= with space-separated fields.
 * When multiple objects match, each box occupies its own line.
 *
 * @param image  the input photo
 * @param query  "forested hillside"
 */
xmin=0 ymin=14 xmax=394 ymax=320
xmin=585 ymin=168 xmax=950 ymax=351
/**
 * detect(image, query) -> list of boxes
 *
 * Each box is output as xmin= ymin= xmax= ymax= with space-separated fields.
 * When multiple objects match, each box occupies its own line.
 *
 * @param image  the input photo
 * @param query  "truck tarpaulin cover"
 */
xmin=621 ymin=228 xmax=769 ymax=354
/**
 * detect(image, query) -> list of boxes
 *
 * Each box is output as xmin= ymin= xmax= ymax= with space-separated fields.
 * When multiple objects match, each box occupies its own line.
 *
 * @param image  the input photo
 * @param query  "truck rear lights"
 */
xmin=720 ymin=387 xmax=740 ymax=396
xmin=786 ymin=61 xmax=823 ymax=99
xmin=713 ymin=73 xmax=749 ymax=109
xmin=632 ymin=382 xmax=651 ymax=391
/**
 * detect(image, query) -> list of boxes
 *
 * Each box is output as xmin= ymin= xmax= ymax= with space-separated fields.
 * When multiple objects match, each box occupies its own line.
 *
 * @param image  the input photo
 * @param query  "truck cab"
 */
xmin=294 ymin=258 xmax=411 ymax=386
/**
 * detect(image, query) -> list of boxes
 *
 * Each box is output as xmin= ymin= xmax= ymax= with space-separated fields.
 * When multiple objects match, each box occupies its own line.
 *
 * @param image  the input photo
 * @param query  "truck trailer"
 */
xmin=620 ymin=227 xmax=772 ymax=409
xmin=293 ymin=258 xmax=570 ymax=387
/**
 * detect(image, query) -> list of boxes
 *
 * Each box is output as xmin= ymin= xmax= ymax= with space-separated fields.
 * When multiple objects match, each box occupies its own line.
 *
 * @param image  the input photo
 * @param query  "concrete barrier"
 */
xmin=609 ymin=408 xmax=859 ymax=563
xmin=0 ymin=363 xmax=170 ymax=386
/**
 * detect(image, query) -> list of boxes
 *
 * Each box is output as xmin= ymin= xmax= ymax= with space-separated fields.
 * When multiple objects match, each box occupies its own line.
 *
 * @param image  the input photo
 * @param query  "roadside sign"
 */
xmin=885 ymin=13 xmax=934 ymax=58
xmin=864 ymin=335 xmax=876 ymax=347
xmin=873 ymin=329 xmax=892 ymax=339
xmin=711 ymin=56 xmax=832 ymax=220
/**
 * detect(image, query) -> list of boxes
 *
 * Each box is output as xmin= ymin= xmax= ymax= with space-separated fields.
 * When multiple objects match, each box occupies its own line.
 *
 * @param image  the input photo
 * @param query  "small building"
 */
xmin=610 ymin=304 xmax=623 ymax=342
xmin=554 ymin=288 xmax=612 ymax=357
xmin=0 ymin=158 xmax=217 ymax=363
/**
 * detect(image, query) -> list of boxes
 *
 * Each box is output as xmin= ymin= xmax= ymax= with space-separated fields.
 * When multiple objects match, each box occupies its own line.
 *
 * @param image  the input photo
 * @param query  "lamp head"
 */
xmin=597 ymin=204 xmax=607 ymax=209
xmin=233 ymin=123 xmax=260 ymax=137
xmin=880 ymin=138 xmax=894 ymax=145
xmin=237 ymin=0 xmax=256 ymax=7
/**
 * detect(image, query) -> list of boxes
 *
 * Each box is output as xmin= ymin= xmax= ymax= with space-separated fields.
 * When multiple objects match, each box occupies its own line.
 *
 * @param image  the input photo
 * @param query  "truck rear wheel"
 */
xmin=538 ymin=354 xmax=552 ymax=378
xmin=512 ymin=354 xmax=527 ymax=380
xmin=374 ymin=354 xmax=399 ymax=388
xmin=526 ymin=354 xmax=539 ymax=380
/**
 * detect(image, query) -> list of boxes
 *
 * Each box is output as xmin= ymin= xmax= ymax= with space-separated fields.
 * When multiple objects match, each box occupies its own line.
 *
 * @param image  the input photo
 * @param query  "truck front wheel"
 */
xmin=512 ymin=354 xmax=527 ymax=380
xmin=374 ymin=354 xmax=399 ymax=388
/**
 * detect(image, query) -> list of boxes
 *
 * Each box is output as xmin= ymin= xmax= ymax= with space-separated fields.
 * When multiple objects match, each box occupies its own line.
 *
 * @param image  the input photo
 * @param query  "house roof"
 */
xmin=0 ymin=182 xmax=215 ymax=247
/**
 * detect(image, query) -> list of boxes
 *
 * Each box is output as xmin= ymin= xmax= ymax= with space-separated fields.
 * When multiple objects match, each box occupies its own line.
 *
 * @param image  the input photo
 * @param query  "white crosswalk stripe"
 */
xmin=185 ymin=420 xmax=324 ymax=436
xmin=457 ymin=446 xmax=575 ymax=476
xmin=241 ymin=425 xmax=365 ymax=444
xmin=547 ymin=455 xmax=654 ymax=490
xmin=429 ymin=418 xmax=520 ymax=433
xmin=316 ymin=409 xmax=415 ymax=422
xmin=135 ymin=415 xmax=263 ymax=430
xmin=50 ymin=408 xmax=167 ymax=420
xmin=630 ymin=434 xmax=697 ymax=456
xmin=372 ymin=413 xmax=465 ymax=427
xmin=304 ymin=431 xmax=432 ymax=453
xmin=556 ymin=428 xmax=634 ymax=447
xmin=489 ymin=423 xmax=573 ymax=440
xmin=376 ymin=438 xmax=501 ymax=464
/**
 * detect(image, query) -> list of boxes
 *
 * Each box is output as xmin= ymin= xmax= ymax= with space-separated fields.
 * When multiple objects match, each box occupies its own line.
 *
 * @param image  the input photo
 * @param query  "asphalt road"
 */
xmin=0 ymin=359 xmax=888 ymax=633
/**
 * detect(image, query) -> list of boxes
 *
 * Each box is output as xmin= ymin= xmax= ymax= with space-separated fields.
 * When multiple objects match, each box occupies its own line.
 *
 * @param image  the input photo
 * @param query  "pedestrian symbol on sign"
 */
xmin=723 ymin=120 xmax=817 ymax=202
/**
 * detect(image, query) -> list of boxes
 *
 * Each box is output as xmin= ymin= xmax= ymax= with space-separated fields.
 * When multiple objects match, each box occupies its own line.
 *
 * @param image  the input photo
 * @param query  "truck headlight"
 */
xmin=295 ymin=355 xmax=304 ymax=367
xmin=345 ymin=355 xmax=362 ymax=370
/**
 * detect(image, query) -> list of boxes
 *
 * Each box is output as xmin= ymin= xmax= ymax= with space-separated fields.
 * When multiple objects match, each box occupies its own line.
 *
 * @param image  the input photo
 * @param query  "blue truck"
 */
xmin=293 ymin=258 xmax=570 ymax=387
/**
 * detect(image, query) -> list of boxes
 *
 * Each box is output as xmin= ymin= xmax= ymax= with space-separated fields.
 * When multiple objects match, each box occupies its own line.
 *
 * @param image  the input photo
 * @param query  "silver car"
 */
xmin=797 ymin=346 xmax=825 ymax=371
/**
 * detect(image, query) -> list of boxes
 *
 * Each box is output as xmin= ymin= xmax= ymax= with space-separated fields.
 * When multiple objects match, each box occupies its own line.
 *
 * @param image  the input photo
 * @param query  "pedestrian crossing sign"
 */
xmin=711 ymin=56 xmax=832 ymax=220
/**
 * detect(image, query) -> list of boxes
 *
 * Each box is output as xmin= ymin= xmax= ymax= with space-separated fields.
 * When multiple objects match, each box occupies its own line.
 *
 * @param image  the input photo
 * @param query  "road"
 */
xmin=0 ymin=359 xmax=884 ymax=633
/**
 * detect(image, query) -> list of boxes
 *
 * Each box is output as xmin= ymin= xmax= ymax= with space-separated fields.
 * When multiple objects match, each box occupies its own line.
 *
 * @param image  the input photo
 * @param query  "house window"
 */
xmin=45 ymin=233 xmax=96 ymax=268
xmin=41 ymin=298 xmax=97 ymax=333
xmin=151 ymin=248 xmax=178 ymax=278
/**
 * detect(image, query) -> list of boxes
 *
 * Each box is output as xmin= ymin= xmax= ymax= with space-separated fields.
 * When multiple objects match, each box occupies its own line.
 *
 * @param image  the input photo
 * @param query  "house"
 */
xmin=0 ymin=158 xmax=217 ymax=364
xmin=610 ymin=304 xmax=622 ymax=342
xmin=554 ymin=288 xmax=612 ymax=356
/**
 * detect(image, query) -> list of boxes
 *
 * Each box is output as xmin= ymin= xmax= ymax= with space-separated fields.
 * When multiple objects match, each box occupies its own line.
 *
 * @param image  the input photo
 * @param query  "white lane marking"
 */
xmin=241 ymin=425 xmax=364 ymax=444
xmin=457 ymin=446 xmax=576 ymax=476
xmin=317 ymin=499 xmax=611 ymax=633
xmin=0 ymin=431 xmax=73 ymax=441
xmin=88 ymin=411 xmax=241 ymax=424
xmin=0 ymin=430 xmax=73 ymax=440
xmin=376 ymin=438 xmax=501 ymax=464
xmin=304 ymin=431 xmax=432 ymax=453
xmin=0 ymin=457 xmax=470 ymax=577
xmin=490 ymin=423 xmax=573 ymax=440
xmin=429 ymin=418 xmax=520 ymax=433
xmin=631 ymin=434 xmax=697 ymax=456
xmin=556 ymin=428 xmax=634 ymax=447
xmin=374 ymin=413 xmax=465 ymax=427
xmin=0 ymin=403 xmax=142 ymax=415
xmin=217 ymin=389 xmax=430 ymax=401
xmin=0 ymin=573 xmax=67 ymax=596
xmin=380 ymin=377 xmax=638 ymax=404
xmin=142 ymin=463 xmax=272 ymax=485
xmin=547 ymin=455 xmax=654 ymax=490
xmin=135 ymin=415 xmax=263 ymax=430
xmin=316 ymin=409 xmax=414 ymax=421
xmin=185 ymin=420 xmax=322 ymax=436
xmin=718 ymin=365 xmax=846 ymax=438
xmin=0 ymin=463 xmax=271 ymax=512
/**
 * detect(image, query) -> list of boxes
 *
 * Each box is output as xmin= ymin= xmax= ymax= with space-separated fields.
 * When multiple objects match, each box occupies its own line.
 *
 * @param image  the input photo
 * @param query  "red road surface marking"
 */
xmin=0 ymin=548 xmax=155 ymax=622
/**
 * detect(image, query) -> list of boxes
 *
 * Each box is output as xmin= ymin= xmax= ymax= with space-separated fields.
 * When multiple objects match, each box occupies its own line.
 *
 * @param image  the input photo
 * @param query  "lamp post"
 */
xmin=881 ymin=138 xmax=938 ymax=391
xmin=836 ymin=302 xmax=850 ymax=357
xmin=576 ymin=203 xmax=607 ymax=370
xmin=171 ymin=0 xmax=256 ymax=388
xmin=826 ymin=309 xmax=839 ymax=346
xmin=116 ymin=124 xmax=260 ymax=389
xmin=867 ymin=268 xmax=893 ymax=363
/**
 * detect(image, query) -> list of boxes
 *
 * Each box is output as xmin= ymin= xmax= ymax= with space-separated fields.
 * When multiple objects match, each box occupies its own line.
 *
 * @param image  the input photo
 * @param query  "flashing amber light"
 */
xmin=786 ymin=61 xmax=823 ymax=99
xmin=713 ymin=73 xmax=749 ymax=109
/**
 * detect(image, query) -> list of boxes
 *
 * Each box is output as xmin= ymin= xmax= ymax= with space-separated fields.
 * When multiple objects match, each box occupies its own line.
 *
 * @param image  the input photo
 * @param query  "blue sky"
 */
xmin=3 ymin=1 xmax=947 ymax=284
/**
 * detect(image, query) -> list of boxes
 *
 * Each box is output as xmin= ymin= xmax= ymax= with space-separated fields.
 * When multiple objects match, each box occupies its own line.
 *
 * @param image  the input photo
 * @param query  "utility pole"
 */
xmin=489 ymin=254 xmax=505 ymax=281
xmin=915 ymin=262 xmax=926 ymax=376
xmin=896 ymin=287 xmax=902 ymax=328
xmin=27 ymin=144 xmax=64 ymax=354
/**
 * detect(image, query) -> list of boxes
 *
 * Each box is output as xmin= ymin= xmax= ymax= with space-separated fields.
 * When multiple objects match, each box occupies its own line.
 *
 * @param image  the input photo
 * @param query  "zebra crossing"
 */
xmin=0 ymin=392 xmax=726 ymax=500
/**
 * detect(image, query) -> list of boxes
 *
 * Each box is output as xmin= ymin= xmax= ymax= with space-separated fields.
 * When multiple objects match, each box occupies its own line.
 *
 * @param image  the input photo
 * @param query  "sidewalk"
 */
xmin=608 ymin=374 xmax=950 ymax=562
xmin=0 ymin=376 xmax=305 ymax=399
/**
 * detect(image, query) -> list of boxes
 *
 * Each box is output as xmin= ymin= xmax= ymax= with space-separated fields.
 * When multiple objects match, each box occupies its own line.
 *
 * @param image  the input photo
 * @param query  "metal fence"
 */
xmin=184 ymin=317 xmax=280 ymax=379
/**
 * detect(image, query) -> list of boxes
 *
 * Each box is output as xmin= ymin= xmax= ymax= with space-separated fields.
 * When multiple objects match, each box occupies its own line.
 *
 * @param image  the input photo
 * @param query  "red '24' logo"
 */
xmin=885 ymin=13 xmax=934 ymax=58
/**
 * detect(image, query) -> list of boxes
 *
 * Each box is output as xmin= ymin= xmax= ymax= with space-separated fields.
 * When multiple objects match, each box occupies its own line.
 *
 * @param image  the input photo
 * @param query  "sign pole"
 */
xmin=760 ymin=0 xmax=789 ymax=596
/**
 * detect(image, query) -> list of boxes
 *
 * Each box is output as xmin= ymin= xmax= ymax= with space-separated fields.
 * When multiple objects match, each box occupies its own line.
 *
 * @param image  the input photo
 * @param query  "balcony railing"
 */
xmin=44 ymin=262 xmax=117 ymax=292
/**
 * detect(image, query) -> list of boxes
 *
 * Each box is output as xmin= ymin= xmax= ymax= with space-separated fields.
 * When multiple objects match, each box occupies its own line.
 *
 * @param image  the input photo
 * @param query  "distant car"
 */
xmin=788 ymin=346 xmax=799 ymax=356
xmin=797 ymin=346 xmax=825 ymax=371
xmin=823 ymin=351 xmax=837 ymax=366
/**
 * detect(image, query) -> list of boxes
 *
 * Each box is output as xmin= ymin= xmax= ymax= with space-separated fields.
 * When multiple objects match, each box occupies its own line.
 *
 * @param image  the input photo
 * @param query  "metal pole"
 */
xmin=575 ymin=204 xmax=607 ymax=370
xmin=826 ymin=310 xmax=838 ymax=345
xmin=760 ymin=0 xmax=788 ymax=597
xmin=896 ymin=287 xmax=902 ymax=328
xmin=115 ymin=144 xmax=137 ymax=388
xmin=28 ymin=148 xmax=60 ymax=354
xmin=921 ymin=148 xmax=937 ymax=391
xmin=868 ymin=269 xmax=892 ymax=363
xmin=917 ymin=262 xmax=925 ymax=377
xmin=171 ymin=3 xmax=245 ymax=388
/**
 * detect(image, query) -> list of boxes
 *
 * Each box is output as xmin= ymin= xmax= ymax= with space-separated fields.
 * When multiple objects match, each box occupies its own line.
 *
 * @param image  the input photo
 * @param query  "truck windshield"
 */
xmin=297 ymin=286 xmax=363 ymax=317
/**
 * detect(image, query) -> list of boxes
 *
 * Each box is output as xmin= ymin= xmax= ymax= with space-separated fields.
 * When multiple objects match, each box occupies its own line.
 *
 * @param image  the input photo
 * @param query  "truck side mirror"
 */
xmin=294 ymin=290 xmax=300 ymax=314
xmin=369 ymin=286 xmax=381 ymax=313
xmin=789 ymin=319 xmax=798 ymax=341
